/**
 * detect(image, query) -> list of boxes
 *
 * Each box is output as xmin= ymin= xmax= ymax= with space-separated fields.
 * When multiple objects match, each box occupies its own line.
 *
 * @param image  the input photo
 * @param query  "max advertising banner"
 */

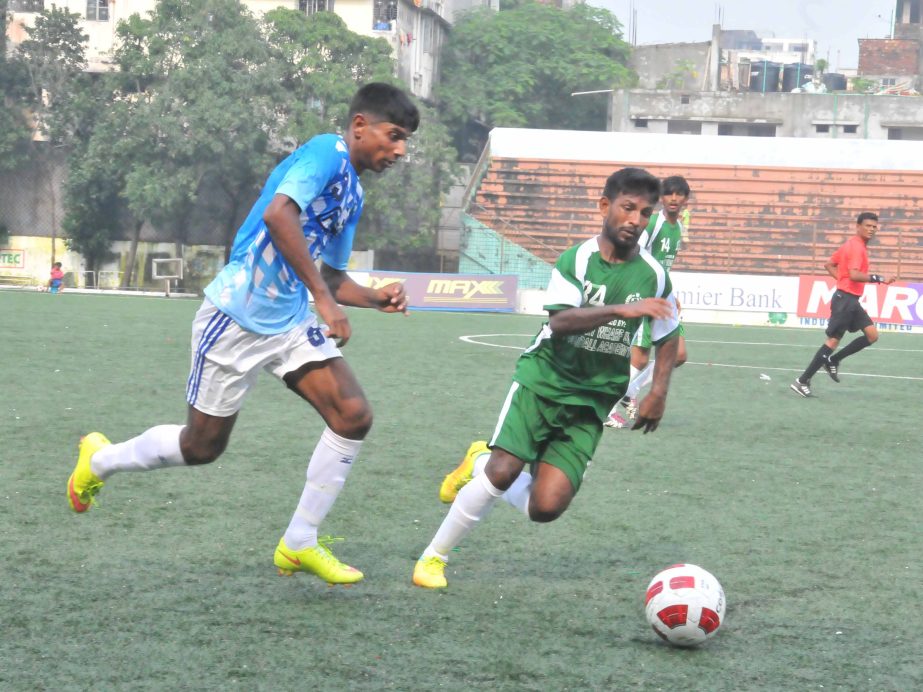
xmin=797 ymin=276 xmax=923 ymax=328
xmin=352 ymin=270 xmax=518 ymax=312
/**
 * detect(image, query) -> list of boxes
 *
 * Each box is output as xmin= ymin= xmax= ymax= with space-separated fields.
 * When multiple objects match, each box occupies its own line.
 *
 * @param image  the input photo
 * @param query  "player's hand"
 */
xmin=631 ymin=393 xmax=666 ymax=434
xmin=378 ymin=281 xmax=409 ymax=314
xmin=621 ymin=298 xmax=673 ymax=320
xmin=884 ymin=276 xmax=896 ymax=285
xmin=315 ymin=295 xmax=352 ymax=346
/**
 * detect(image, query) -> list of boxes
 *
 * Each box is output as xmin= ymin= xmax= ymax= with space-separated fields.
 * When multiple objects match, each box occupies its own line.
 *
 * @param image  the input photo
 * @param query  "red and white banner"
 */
xmin=797 ymin=276 xmax=923 ymax=327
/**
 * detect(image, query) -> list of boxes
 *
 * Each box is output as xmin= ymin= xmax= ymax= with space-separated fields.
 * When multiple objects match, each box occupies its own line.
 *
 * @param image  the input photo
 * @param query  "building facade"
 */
xmin=610 ymin=90 xmax=923 ymax=140
xmin=5 ymin=0 xmax=497 ymax=98
xmin=614 ymin=3 xmax=923 ymax=141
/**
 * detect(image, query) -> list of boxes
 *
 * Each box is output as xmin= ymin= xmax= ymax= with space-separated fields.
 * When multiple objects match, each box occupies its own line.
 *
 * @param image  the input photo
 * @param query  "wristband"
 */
xmin=869 ymin=274 xmax=884 ymax=284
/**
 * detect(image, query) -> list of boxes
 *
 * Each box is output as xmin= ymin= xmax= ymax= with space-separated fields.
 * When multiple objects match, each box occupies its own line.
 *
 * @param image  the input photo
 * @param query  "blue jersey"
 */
xmin=204 ymin=134 xmax=363 ymax=334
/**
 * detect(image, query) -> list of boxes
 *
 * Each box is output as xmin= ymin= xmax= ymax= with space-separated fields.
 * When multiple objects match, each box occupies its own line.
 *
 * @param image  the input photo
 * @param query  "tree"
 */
xmin=16 ymin=5 xmax=90 ymax=144
xmin=110 ymin=0 xmax=281 ymax=271
xmin=15 ymin=5 xmax=91 ymax=262
xmin=263 ymin=9 xmax=458 ymax=267
xmin=359 ymin=102 xmax=460 ymax=268
xmin=62 ymin=101 xmax=135 ymax=278
xmin=850 ymin=77 xmax=877 ymax=94
xmin=0 ymin=0 xmax=32 ymax=174
xmin=437 ymin=1 xmax=634 ymax=157
xmin=656 ymin=59 xmax=699 ymax=90
xmin=262 ymin=8 xmax=394 ymax=146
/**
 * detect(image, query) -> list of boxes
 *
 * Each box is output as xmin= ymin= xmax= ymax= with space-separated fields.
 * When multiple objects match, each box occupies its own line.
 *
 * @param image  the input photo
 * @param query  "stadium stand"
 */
xmin=462 ymin=129 xmax=923 ymax=282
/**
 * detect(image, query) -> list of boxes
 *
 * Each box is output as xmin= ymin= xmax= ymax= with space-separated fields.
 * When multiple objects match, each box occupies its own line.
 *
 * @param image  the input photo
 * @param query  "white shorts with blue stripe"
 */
xmin=186 ymin=298 xmax=342 ymax=417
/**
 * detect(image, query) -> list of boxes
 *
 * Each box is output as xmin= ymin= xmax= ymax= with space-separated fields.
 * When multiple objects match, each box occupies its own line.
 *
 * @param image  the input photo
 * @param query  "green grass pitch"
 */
xmin=1 ymin=290 xmax=922 ymax=690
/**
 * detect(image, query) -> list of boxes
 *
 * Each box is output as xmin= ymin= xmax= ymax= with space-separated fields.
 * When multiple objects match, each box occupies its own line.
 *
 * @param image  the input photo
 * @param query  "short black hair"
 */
xmin=348 ymin=82 xmax=420 ymax=132
xmin=857 ymin=212 xmax=878 ymax=224
xmin=53 ymin=262 xmax=62 ymax=268
xmin=603 ymin=167 xmax=661 ymax=204
xmin=662 ymin=175 xmax=691 ymax=197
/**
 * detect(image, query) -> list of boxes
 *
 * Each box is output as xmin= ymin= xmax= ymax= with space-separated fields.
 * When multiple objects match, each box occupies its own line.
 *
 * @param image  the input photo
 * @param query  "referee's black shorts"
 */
xmin=825 ymin=290 xmax=873 ymax=339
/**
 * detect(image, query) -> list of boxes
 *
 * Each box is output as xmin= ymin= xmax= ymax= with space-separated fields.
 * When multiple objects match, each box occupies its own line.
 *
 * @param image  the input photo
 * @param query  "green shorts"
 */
xmin=631 ymin=319 xmax=685 ymax=350
xmin=491 ymin=382 xmax=602 ymax=492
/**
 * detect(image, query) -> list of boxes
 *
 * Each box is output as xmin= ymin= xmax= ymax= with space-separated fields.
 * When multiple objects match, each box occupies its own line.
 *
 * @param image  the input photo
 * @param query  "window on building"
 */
xmin=422 ymin=20 xmax=434 ymax=53
xmin=843 ymin=124 xmax=858 ymax=134
xmin=300 ymin=0 xmax=332 ymax=15
xmin=717 ymin=123 xmax=734 ymax=135
xmin=633 ymin=118 xmax=648 ymax=128
xmin=747 ymin=124 xmax=776 ymax=137
xmin=667 ymin=120 xmax=702 ymax=135
xmin=86 ymin=0 xmax=108 ymax=21
xmin=889 ymin=126 xmax=923 ymax=140
xmin=373 ymin=0 xmax=397 ymax=29
xmin=815 ymin=124 xmax=830 ymax=133
xmin=881 ymin=77 xmax=897 ymax=87
xmin=680 ymin=95 xmax=691 ymax=104
xmin=10 ymin=0 xmax=44 ymax=11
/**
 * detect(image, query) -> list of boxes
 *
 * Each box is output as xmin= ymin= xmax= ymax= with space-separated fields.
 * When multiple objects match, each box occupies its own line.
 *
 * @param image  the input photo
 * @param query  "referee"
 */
xmin=791 ymin=212 xmax=894 ymax=397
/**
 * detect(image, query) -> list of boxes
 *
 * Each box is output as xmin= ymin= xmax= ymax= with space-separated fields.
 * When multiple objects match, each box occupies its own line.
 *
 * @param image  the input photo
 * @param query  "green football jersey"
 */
xmin=641 ymin=212 xmax=683 ymax=270
xmin=513 ymin=236 xmax=680 ymax=421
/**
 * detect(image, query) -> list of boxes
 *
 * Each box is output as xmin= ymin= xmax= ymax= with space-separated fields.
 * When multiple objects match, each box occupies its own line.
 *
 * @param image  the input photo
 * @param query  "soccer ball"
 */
xmin=644 ymin=563 xmax=726 ymax=647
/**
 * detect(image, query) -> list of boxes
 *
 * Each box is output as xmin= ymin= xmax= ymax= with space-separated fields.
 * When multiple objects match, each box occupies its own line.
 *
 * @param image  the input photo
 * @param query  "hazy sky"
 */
xmin=590 ymin=0 xmax=897 ymax=71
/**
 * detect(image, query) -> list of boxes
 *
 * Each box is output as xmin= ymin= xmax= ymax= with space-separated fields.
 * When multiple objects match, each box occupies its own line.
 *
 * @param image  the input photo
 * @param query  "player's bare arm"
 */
xmin=320 ymin=265 xmax=409 ymax=313
xmin=632 ymin=334 xmax=679 ymax=434
xmin=263 ymin=193 xmax=352 ymax=345
xmin=824 ymin=260 xmax=839 ymax=280
xmin=548 ymin=298 xmax=672 ymax=335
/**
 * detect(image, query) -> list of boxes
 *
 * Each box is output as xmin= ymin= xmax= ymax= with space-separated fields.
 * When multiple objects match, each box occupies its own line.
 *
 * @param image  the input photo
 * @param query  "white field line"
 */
xmin=459 ymin=334 xmax=923 ymax=381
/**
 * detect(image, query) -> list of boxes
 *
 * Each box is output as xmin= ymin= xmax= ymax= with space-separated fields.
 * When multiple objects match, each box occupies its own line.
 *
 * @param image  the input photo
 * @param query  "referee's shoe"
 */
xmin=790 ymin=378 xmax=812 ymax=397
xmin=822 ymin=356 xmax=840 ymax=383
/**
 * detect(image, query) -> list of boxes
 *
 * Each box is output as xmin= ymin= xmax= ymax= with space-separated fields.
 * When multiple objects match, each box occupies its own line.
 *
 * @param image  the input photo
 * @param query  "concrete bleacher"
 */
xmin=466 ymin=130 xmax=923 ymax=281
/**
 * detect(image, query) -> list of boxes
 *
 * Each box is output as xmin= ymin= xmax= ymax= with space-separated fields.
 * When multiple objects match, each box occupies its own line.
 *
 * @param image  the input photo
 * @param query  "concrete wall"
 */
xmin=631 ymin=42 xmax=711 ymax=90
xmin=610 ymin=89 xmax=923 ymax=140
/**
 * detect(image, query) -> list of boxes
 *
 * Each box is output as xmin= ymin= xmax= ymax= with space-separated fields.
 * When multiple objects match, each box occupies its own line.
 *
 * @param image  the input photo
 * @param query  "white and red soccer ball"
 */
xmin=644 ymin=563 xmax=726 ymax=647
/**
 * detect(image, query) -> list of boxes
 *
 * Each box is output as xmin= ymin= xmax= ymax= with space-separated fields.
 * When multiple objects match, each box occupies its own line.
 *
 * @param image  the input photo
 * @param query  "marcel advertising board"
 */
xmin=349 ymin=270 xmax=517 ymax=312
xmin=797 ymin=276 xmax=923 ymax=332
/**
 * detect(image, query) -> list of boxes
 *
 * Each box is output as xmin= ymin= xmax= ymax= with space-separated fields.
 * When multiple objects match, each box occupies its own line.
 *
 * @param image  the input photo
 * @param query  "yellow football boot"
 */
xmin=67 ymin=432 xmax=111 ymax=512
xmin=412 ymin=555 xmax=448 ymax=589
xmin=438 ymin=440 xmax=489 ymax=503
xmin=274 ymin=536 xmax=364 ymax=585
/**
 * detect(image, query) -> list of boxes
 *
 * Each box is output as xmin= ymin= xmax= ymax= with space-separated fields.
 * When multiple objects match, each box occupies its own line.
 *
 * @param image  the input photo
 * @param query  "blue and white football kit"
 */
xmin=188 ymin=134 xmax=363 ymax=416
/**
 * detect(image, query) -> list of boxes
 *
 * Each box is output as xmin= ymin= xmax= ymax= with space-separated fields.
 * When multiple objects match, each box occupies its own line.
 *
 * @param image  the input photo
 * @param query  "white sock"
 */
xmin=423 ymin=472 xmax=503 ymax=560
xmin=283 ymin=427 xmax=361 ymax=550
xmin=472 ymin=451 xmax=531 ymax=516
xmin=472 ymin=451 xmax=490 ymax=477
xmin=626 ymin=362 xmax=654 ymax=399
xmin=90 ymin=425 xmax=185 ymax=480
xmin=501 ymin=470 xmax=532 ymax=516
